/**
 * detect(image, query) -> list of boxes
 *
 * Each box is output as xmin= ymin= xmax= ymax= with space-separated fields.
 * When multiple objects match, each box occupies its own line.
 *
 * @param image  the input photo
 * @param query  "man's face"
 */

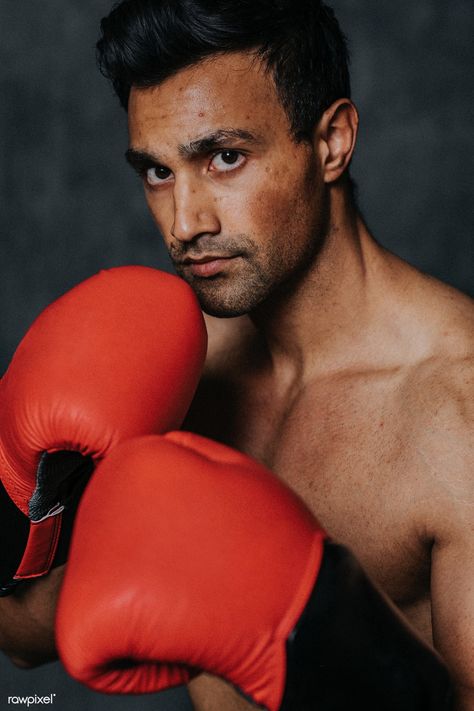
xmin=128 ymin=52 xmax=328 ymax=317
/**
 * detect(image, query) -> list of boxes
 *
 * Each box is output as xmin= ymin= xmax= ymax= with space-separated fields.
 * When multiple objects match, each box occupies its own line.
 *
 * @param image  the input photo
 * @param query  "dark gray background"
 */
xmin=1 ymin=0 xmax=473 ymax=708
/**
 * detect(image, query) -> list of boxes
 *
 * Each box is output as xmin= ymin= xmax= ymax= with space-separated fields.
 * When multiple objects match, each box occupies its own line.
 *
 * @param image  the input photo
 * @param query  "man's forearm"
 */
xmin=0 ymin=566 xmax=63 ymax=667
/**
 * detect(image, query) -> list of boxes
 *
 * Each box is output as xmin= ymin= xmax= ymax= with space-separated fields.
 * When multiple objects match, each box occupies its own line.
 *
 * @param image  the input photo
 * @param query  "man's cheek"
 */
xmin=247 ymin=189 xmax=290 ymax=237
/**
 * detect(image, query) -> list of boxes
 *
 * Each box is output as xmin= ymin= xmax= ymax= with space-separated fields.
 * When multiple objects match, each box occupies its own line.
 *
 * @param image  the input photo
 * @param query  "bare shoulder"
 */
xmin=402 ymin=252 xmax=473 ymax=345
xmin=399 ymin=276 xmax=474 ymax=542
xmin=404 ymin=349 xmax=473 ymax=463
xmin=390 ymin=257 xmax=473 ymax=426
xmin=404 ymin=268 xmax=474 ymax=426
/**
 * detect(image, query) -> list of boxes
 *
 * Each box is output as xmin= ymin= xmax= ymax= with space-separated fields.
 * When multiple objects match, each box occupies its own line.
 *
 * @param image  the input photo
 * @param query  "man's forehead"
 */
xmin=127 ymin=52 xmax=281 ymax=148
xmin=129 ymin=52 xmax=276 ymax=119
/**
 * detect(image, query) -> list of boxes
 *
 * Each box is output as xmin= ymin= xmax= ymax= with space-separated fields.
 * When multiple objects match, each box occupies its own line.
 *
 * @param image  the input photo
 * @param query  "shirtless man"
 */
xmin=0 ymin=0 xmax=472 ymax=709
xmin=91 ymin=0 xmax=472 ymax=708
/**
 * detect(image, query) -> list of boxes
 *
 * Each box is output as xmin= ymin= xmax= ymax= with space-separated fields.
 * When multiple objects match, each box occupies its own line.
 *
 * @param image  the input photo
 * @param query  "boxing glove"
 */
xmin=56 ymin=433 xmax=452 ymax=711
xmin=0 ymin=267 xmax=206 ymax=593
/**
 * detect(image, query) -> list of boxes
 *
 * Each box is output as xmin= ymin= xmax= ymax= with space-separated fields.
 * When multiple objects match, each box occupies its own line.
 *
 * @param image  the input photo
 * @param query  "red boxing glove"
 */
xmin=57 ymin=434 xmax=453 ymax=711
xmin=0 ymin=268 xmax=206 ymax=590
xmin=56 ymin=433 xmax=325 ymax=711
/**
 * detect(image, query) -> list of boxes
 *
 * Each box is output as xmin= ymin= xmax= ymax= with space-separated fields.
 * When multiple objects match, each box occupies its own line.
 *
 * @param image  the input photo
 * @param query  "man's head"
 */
xmin=97 ymin=1 xmax=358 ymax=316
xmin=98 ymin=0 xmax=351 ymax=142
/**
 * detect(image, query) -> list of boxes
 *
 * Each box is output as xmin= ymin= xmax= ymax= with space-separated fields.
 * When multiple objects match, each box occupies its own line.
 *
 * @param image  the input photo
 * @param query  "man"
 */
xmin=1 ymin=0 xmax=472 ymax=708
xmin=93 ymin=0 xmax=473 ymax=708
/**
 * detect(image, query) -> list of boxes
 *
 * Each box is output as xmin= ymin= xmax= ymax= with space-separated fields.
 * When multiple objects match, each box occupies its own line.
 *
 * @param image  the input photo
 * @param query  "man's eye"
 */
xmin=145 ymin=166 xmax=172 ymax=186
xmin=210 ymin=150 xmax=245 ymax=172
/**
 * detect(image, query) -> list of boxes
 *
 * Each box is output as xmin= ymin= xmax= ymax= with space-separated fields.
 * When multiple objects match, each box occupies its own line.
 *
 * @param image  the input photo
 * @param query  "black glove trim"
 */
xmin=281 ymin=541 xmax=453 ymax=711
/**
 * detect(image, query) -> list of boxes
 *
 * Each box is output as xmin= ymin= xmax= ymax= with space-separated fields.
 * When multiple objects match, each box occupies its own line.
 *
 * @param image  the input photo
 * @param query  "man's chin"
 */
xmin=193 ymin=287 xmax=260 ymax=318
xmin=199 ymin=301 xmax=252 ymax=319
xmin=174 ymin=264 xmax=269 ymax=317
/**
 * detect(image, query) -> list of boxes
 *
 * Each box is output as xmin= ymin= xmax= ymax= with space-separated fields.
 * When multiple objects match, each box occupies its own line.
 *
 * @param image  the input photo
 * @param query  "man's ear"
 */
xmin=315 ymin=99 xmax=359 ymax=184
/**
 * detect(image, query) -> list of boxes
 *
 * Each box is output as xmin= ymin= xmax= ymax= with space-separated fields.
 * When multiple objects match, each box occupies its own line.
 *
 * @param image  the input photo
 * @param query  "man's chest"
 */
xmin=186 ymin=370 xmax=433 ymax=611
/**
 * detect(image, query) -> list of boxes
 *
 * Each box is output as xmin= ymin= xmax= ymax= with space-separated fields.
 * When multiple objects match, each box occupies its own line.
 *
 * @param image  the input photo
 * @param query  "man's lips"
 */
xmin=179 ymin=254 xmax=241 ymax=278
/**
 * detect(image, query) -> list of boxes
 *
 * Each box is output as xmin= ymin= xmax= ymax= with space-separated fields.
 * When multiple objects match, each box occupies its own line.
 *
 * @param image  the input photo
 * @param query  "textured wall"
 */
xmin=1 ymin=0 xmax=473 ymax=708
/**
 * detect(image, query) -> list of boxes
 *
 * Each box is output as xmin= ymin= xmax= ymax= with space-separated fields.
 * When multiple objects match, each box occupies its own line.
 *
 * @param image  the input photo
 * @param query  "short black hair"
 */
xmin=97 ymin=0 xmax=351 ymax=141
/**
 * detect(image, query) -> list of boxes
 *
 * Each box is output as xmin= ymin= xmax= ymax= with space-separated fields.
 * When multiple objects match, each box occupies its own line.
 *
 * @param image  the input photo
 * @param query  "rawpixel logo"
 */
xmin=7 ymin=695 xmax=56 ymax=706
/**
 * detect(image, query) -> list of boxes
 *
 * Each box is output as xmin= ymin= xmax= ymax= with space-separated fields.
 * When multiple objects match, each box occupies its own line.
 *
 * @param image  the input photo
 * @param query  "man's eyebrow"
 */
xmin=178 ymin=129 xmax=264 ymax=157
xmin=125 ymin=129 xmax=264 ymax=172
xmin=125 ymin=148 xmax=161 ymax=173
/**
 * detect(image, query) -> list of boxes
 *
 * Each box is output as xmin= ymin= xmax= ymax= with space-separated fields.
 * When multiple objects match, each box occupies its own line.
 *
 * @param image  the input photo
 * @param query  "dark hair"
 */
xmin=97 ymin=0 xmax=351 ymax=141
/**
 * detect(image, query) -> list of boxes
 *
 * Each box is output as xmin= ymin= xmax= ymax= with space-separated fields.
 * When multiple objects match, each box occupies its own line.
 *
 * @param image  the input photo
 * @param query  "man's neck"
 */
xmin=249 ymin=188 xmax=397 ymax=381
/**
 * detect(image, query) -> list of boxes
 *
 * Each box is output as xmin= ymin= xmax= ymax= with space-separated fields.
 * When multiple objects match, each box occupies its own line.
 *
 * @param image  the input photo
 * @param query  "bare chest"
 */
xmin=186 ymin=371 xmax=433 ymax=633
xmin=186 ymin=375 xmax=436 ymax=711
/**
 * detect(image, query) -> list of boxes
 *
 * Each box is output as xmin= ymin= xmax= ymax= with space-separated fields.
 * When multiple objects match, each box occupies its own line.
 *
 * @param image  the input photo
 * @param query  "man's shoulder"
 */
xmin=407 ymin=268 xmax=474 ymax=428
xmin=361 ymin=259 xmax=474 ymax=542
xmin=393 ymin=262 xmax=473 ymax=422
xmin=401 ymin=337 xmax=473 ymax=545
xmin=405 ymin=351 xmax=473 ymax=443
xmin=402 ymin=267 xmax=473 ymax=449
xmin=401 ymin=259 xmax=474 ymax=346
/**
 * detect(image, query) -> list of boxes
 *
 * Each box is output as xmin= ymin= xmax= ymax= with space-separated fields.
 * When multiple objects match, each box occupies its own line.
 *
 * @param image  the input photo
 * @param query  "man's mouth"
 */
xmin=178 ymin=254 xmax=242 ymax=278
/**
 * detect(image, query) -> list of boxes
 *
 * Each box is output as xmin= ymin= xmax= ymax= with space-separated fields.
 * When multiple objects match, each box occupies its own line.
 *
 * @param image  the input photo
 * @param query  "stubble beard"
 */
xmin=171 ymin=234 xmax=274 ymax=317
xmin=169 ymin=175 xmax=329 ymax=318
xmin=171 ymin=222 xmax=328 ymax=318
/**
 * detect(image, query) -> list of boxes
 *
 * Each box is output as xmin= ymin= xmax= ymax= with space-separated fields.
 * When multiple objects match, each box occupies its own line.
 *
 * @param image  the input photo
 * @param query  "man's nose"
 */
xmin=171 ymin=179 xmax=220 ymax=242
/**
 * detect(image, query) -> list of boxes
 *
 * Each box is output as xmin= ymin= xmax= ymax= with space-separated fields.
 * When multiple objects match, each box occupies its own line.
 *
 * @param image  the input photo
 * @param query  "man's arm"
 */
xmin=432 ymin=526 xmax=474 ymax=709
xmin=426 ymin=363 xmax=474 ymax=710
xmin=0 ymin=565 xmax=64 ymax=668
